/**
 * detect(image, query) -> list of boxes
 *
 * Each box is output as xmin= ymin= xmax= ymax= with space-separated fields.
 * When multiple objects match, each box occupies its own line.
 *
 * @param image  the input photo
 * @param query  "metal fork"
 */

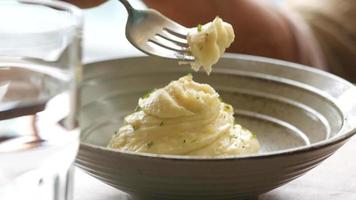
xmin=119 ymin=0 xmax=194 ymax=61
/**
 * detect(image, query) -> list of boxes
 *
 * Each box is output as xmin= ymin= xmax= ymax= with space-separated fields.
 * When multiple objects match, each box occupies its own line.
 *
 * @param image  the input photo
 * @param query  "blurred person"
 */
xmin=63 ymin=0 xmax=356 ymax=82
xmin=286 ymin=0 xmax=356 ymax=82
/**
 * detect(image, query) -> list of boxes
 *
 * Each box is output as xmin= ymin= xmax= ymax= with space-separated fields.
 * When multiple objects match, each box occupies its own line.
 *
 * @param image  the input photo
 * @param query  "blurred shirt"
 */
xmin=287 ymin=0 xmax=356 ymax=81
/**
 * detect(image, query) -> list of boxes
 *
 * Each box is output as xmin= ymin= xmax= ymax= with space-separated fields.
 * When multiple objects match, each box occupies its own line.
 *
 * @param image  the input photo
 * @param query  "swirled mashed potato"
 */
xmin=187 ymin=17 xmax=235 ymax=74
xmin=108 ymin=75 xmax=259 ymax=156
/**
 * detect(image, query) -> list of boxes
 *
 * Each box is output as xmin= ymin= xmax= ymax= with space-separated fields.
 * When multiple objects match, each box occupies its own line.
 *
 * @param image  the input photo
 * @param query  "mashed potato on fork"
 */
xmin=186 ymin=17 xmax=235 ymax=74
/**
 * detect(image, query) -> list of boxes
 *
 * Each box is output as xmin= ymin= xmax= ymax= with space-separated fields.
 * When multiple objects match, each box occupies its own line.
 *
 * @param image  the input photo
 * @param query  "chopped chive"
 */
xmin=224 ymin=104 xmax=232 ymax=112
xmin=142 ymin=89 xmax=156 ymax=99
xmin=159 ymin=121 xmax=164 ymax=126
xmin=252 ymin=133 xmax=257 ymax=139
xmin=134 ymin=105 xmax=142 ymax=112
xmin=132 ymin=125 xmax=139 ymax=131
xmin=183 ymin=139 xmax=186 ymax=143
xmin=142 ymin=93 xmax=150 ymax=99
xmin=197 ymin=24 xmax=202 ymax=32
xmin=147 ymin=141 xmax=154 ymax=148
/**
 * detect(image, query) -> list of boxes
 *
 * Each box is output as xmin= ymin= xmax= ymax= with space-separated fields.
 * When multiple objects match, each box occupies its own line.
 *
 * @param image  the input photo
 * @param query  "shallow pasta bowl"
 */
xmin=77 ymin=54 xmax=356 ymax=200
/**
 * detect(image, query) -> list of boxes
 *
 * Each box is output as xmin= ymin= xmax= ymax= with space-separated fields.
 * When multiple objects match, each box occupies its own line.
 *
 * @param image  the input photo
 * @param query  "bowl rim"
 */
xmin=80 ymin=53 xmax=356 ymax=161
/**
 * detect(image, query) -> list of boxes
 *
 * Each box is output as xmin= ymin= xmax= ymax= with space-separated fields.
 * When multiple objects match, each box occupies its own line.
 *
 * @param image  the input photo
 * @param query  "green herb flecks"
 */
xmin=183 ymin=139 xmax=186 ymax=143
xmin=197 ymin=24 xmax=203 ymax=32
xmin=142 ymin=89 xmax=157 ymax=99
xmin=147 ymin=141 xmax=154 ymax=148
xmin=251 ymin=133 xmax=257 ymax=139
xmin=134 ymin=105 xmax=142 ymax=112
xmin=224 ymin=104 xmax=233 ymax=112
xmin=159 ymin=121 xmax=164 ymax=126
xmin=132 ymin=124 xmax=139 ymax=131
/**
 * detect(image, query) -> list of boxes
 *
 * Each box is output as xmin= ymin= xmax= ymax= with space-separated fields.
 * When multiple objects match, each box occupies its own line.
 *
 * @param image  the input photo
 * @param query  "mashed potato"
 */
xmin=187 ymin=17 xmax=235 ymax=74
xmin=108 ymin=75 xmax=259 ymax=156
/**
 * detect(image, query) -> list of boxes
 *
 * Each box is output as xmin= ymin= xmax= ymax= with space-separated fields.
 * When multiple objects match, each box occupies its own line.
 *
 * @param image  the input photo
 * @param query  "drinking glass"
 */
xmin=0 ymin=1 xmax=82 ymax=200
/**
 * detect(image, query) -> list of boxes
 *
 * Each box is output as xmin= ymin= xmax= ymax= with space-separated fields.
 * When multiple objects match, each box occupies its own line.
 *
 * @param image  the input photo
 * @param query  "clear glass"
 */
xmin=0 ymin=1 xmax=82 ymax=200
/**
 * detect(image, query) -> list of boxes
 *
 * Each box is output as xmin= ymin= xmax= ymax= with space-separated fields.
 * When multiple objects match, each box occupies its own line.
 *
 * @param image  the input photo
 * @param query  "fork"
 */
xmin=119 ymin=0 xmax=194 ymax=61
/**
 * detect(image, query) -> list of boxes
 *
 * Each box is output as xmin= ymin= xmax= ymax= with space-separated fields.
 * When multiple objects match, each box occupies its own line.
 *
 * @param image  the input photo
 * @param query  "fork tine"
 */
xmin=149 ymin=36 xmax=189 ymax=53
xmin=123 ymin=7 xmax=194 ymax=61
xmin=158 ymin=13 xmax=190 ymax=38
xmin=163 ymin=27 xmax=188 ymax=39
xmin=142 ymin=43 xmax=195 ymax=62
xmin=157 ymin=30 xmax=188 ymax=47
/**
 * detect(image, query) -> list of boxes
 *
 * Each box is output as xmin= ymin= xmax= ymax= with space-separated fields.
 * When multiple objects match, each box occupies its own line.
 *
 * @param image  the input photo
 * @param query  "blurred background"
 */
xmin=79 ymin=0 xmax=355 ymax=81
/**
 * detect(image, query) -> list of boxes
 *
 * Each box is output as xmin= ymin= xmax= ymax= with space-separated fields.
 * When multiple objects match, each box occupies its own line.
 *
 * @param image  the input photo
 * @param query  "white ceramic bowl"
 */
xmin=77 ymin=54 xmax=356 ymax=200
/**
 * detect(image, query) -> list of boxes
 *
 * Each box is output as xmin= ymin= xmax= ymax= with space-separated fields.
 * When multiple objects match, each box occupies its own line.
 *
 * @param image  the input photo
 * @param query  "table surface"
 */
xmin=75 ymin=1 xmax=356 ymax=199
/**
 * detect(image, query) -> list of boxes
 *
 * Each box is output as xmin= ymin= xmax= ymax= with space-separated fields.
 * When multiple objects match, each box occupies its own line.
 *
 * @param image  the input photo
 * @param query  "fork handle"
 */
xmin=118 ymin=0 xmax=134 ymax=15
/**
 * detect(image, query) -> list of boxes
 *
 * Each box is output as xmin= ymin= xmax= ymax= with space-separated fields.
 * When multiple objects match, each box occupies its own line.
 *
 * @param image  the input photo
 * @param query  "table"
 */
xmin=75 ymin=1 xmax=356 ymax=199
